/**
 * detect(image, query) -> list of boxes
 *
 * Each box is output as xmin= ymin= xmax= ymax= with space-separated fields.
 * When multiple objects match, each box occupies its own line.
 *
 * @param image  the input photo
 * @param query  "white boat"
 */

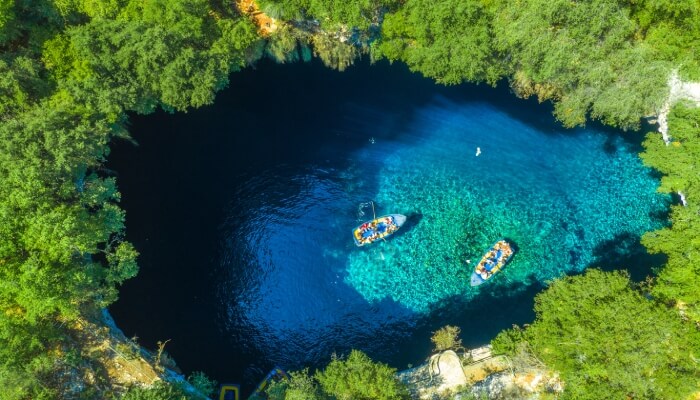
xmin=352 ymin=214 xmax=406 ymax=246
xmin=470 ymin=240 xmax=515 ymax=286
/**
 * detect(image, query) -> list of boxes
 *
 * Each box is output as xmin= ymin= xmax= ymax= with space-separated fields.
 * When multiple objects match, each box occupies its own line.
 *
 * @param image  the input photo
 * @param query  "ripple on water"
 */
xmin=218 ymin=96 xmax=668 ymax=371
xmin=344 ymin=99 xmax=669 ymax=312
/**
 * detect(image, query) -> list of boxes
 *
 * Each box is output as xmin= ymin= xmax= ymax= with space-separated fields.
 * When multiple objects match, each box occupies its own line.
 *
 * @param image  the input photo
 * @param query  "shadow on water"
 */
xmin=590 ymin=232 xmax=668 ymax=282
xmin=600 ymin=123 xmax=650 ymax=156
xmin=392 ymin=277 xmax=545 ymax=369
xmin=502 ymin=237 xmax=519 ymax=253
xmin=106 ymin=56 xmax=664 ymax=391
xmin=393 ymin=212 xmax=423 ymax=239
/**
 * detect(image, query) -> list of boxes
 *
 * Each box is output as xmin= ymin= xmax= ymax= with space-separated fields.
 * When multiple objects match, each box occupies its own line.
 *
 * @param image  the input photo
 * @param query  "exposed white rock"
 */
xmin=658 ymin=71 xmax=700 ymax=145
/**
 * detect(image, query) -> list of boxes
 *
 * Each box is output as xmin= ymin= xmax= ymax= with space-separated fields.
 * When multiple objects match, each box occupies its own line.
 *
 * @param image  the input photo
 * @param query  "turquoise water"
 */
xmin=110 ymin=61 xmax=669 ymax=387
xmin=344 ymin=98 xmax=668 ymax=312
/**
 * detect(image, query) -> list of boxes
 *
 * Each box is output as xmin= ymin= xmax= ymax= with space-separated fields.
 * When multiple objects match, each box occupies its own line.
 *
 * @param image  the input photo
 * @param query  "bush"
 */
xmin=121 ymin=381 xmax=190 ymax=400
xmin=430 ymin=325 xmax=463 ymax=352
xmin=315 ymin=350 xmax=408 ymax=400
xmin=187 ymin=372 xmax=217 ymax=397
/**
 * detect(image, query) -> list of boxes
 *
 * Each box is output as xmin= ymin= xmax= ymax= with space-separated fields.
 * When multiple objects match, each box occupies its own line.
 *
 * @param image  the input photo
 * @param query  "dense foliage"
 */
xmin=2 ymin=0 xmax=700 ymax=398
xmin=493 ymin=269 xmax=700 ymax=399
xmin=316 ymin=350 xmax=408 ymax=400
xmin=375 ymin=0 xmax=700 ymax=129
xmin=121 ymin=373 xmax=216 ymax=400
xmin=263 ymin=351 xmax=409 ymax=400
xmin=641 ymin=103 xmax=700 ymax=321
xmin=376 ymin=0 xmax=503 ymax=85
xmin=257 ymin=0 xmax=399 ymax=31
xmin=0 ymin=0 xmax=260 ymax=398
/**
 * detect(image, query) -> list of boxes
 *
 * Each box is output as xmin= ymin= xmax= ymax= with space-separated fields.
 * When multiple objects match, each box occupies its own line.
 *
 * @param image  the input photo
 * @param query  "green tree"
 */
xmin=375 ymin=0 xmax=503 ymax=85
xmin=121 ymin=381 xmax=191 ymax=400
xmin=629 ymin=0 xmax=700 ymax=79
xmin=0 ymin=56 xmax=50 ymax=120
xmin=0 ymin=0 xmax=16 ymax=43
xmin=0 ymin=0 xmax=261 ymax=395
xmin=641 ymin=102 xmax=700 ymax=321
xmin=490 ymin=0 xmax=669 ymax=129
xmin=266 ymin=369 xmax=323 ymax=400
xmin=493 ymin=269 xmax=700 ymax=399
xmin=187 ymin=372 xmax=217 ymax=398
xmin=258 ymin=0 xmax=399 ymax=31
xmin=315 ymin=350 xmax=408 ymax=400
xmin=42 ymin=0 xmax=261 ymax=113
xmin=430 ymin=325 xmax=463 ymax=352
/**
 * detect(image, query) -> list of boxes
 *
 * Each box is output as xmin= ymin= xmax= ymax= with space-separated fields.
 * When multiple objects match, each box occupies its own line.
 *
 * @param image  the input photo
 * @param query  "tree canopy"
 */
xmin=0 ymin=0 xmax=262 ymax=397
xmin=375 ymin=0 xmax=503 ymax=85
xmin=263 ymin=351 xmax=409 ymax=400
xmin=493 ymin=269 xmax=700 ymax=400
xmin=2 ymin=0 xmax=700 ymax=397
xmin=641 ymin=103 xmax=700 ymax=321
xmin=374 ymin=0 xmax=680 ymax=129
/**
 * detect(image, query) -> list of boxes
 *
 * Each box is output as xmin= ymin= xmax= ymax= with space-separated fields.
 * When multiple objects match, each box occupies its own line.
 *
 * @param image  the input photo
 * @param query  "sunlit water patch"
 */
xmin=219 ymin=167 xmax=418 ymax=370
xmin=110 ymin=61 xmax=669 ymax=387
xmin=343 ymin=99 xmax=669 ymax=311
xmin=219 ymin=96 xmax=668 ymax=367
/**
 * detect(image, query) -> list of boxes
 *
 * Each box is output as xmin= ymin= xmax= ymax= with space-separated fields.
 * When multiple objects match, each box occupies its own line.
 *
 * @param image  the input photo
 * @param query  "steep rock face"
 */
xmin=59 ymin=309 xmax=190 ymax=397
xmin=99 ymin=310 xmax=162 ymax=389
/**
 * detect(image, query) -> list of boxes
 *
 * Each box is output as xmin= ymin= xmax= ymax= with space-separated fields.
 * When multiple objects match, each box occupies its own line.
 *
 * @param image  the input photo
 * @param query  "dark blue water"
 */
xmin=108 ymin=59 xmax=668 ymax=394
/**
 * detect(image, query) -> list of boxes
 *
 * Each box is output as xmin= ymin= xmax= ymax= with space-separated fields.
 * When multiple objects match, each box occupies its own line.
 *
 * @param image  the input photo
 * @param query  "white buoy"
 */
xmin=475 ymin=147 xmax=481 ymax=156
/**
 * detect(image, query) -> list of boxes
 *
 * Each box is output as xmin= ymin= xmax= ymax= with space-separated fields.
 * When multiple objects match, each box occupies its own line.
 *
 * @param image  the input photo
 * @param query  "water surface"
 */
xmin=109 ymin=59 xmax=668 ymax=392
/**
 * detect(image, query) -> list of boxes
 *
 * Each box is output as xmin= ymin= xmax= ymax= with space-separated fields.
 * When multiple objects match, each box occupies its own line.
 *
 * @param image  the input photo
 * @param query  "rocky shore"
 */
xmin=398 ymin=347 xmax=563 ymax=399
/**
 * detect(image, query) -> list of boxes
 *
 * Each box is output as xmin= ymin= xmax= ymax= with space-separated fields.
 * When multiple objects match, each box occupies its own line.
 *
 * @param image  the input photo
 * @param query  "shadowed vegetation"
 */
xmin=2 ymin=0 xmax=700 ymax=398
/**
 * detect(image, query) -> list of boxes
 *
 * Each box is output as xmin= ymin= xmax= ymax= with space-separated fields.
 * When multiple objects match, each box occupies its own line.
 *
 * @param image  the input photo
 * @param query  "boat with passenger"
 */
xmin=470 ymin=240 xmax=514 ymax=286
xmin=353 ymin=214 xmax=407 ymax=246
